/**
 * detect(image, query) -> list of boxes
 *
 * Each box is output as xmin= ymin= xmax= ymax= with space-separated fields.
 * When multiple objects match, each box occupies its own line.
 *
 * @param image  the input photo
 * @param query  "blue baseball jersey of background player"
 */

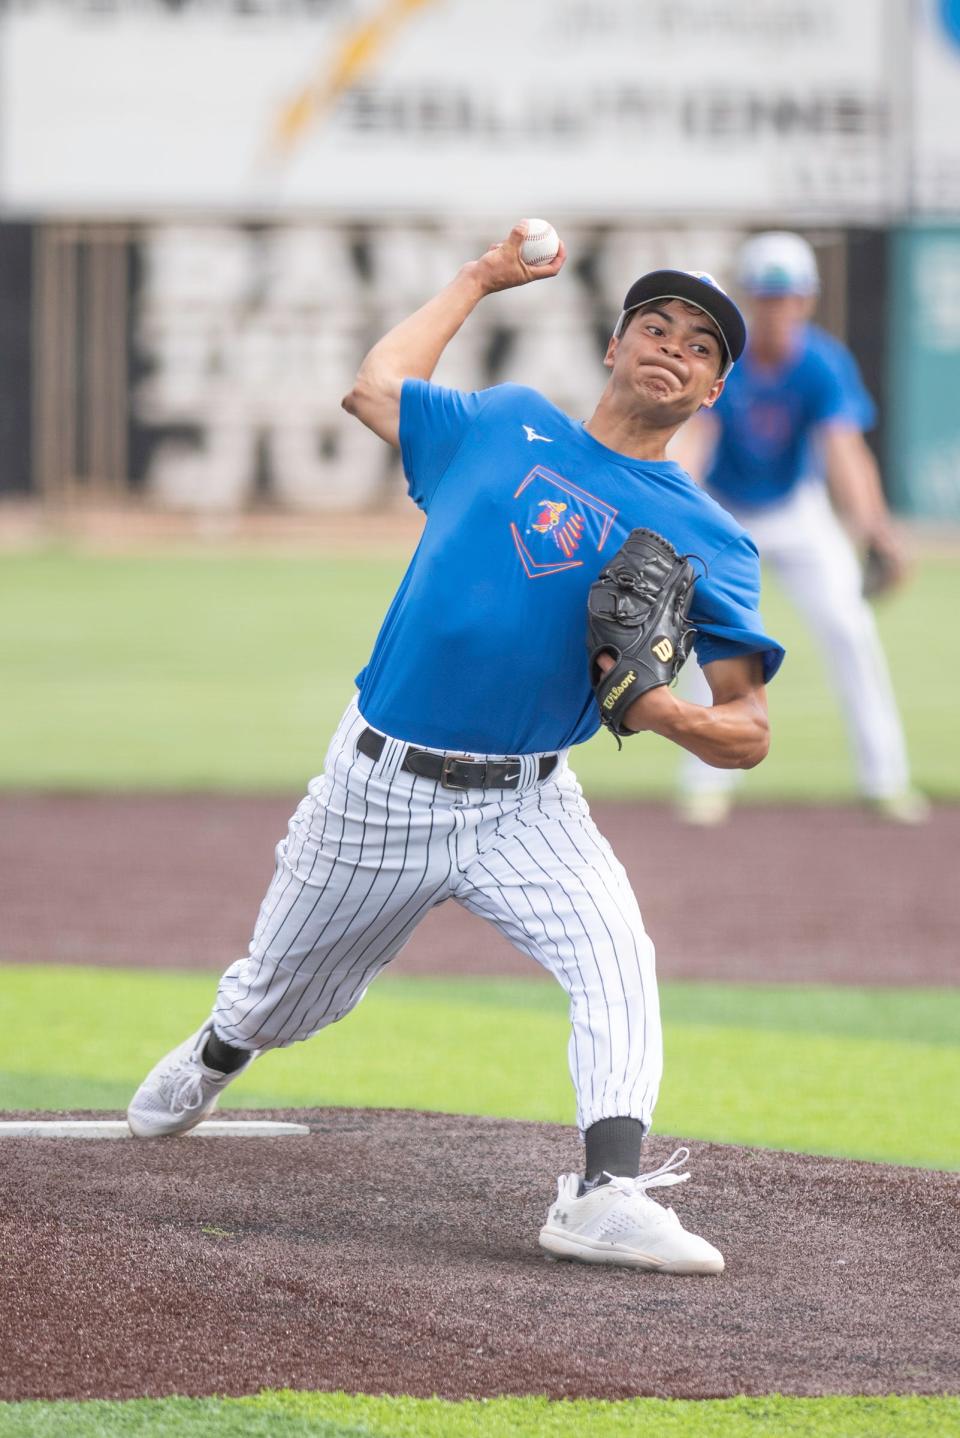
xmin=355 ymin=381 xmax=783 ymax=756
xmin=704 ymin=324 xmax=876 ymax=511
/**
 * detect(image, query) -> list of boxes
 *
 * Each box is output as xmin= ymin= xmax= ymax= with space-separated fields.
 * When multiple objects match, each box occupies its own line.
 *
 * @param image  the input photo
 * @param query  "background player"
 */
xmin=672 ymin=231 xmax=926 ymax=825
xmin=127 ymin=222 xmax=783 ymax=1274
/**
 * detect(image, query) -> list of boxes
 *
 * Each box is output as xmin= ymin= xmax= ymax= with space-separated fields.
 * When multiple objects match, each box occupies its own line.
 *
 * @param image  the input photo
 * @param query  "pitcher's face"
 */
xmin=604 ymin=299 xmax=726 ymax=424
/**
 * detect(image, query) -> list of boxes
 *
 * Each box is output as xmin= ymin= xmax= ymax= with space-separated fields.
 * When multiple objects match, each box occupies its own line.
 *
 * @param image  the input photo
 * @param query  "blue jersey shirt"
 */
xmin=705 ymin=324 xmax=876 ymax=510
xmin=355 ymin=381 xmax=784 ymax=755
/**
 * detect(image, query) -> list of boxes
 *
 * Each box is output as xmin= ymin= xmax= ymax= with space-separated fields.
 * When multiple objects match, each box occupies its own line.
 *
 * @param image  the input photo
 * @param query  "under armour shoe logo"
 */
xmin=523 ymin=425 xmax=553 ymax=443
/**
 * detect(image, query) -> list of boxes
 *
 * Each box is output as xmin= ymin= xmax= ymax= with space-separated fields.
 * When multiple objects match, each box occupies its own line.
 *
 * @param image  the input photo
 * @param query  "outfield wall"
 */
xmin=0 ymin=0 xmax=958 ymax=514
xmin=0 ymin=218 xmax=889 ymax=512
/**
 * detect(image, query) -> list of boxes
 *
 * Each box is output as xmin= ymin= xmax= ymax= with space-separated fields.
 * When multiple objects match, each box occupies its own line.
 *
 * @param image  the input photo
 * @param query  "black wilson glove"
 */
xmin=586 ymin=528 xmax=697 ymax=742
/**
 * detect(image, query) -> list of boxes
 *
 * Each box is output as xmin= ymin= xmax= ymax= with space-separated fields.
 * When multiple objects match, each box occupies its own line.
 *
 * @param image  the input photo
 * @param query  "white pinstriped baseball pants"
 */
xmin=212 ymin=698 xmax=663 ymax=1132
xmin=681 ymin=480 xmax=910 ymax=799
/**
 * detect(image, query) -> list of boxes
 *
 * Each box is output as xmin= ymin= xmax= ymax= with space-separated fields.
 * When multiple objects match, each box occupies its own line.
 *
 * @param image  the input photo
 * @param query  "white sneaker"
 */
xmin=127 ymin=1021 xmax=255 ymax=1138
xmin=676 ymin=792 xmax=733 ymax=827
xmin=538 ymin=1147 xmax=724 ymax=1275
xmin=868 ymin=790 xmax=931 ymax=825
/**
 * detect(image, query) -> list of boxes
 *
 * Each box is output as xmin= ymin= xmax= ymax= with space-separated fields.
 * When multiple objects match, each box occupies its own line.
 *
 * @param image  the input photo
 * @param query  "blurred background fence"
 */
xmin=0 ymin=0 xmax=958 ymax=520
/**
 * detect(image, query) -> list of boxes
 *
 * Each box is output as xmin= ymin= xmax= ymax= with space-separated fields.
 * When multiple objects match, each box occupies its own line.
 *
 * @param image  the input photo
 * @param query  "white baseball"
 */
xmin=520 ymin=218 xmax=560 ymax=267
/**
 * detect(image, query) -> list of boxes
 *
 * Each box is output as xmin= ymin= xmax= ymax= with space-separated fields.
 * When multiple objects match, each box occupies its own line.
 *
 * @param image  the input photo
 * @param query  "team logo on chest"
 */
xmin=531 ymin=499 xmax=585 ymax=558
xmin=511 ymin=465 xmax=618 ymax=579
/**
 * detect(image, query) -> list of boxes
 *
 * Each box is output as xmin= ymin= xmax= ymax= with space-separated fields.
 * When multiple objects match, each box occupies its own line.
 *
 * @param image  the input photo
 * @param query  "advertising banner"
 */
xmin=912 ymin=0 xmax=960 ymax=213
xmin=124 ymin=219 xmax=741 ymax=511
xmin=0 ymin=0 xmax=898 ymax=220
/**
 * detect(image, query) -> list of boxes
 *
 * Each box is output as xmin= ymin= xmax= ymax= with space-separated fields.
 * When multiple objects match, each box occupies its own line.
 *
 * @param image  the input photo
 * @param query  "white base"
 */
xmin=0 ymin=1119 xmax=310 ymax=1139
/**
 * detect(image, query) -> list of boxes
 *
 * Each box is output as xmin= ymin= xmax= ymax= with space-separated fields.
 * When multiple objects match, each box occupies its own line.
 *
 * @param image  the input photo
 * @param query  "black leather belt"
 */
xmin=357 ymin=727 xmax=557 ymax=791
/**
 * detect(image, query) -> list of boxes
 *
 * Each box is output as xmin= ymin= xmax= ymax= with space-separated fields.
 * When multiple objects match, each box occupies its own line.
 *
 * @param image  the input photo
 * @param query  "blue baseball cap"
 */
xmin=613 ymin=268 xmax=746 ymax=378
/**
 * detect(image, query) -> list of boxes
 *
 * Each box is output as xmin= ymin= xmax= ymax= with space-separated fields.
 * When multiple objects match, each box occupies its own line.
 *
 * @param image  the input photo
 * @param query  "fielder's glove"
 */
xmin=587 ymin=528 xmax=697 ymax=743
xmin=861 ymin=540 xmax=902 ymax=599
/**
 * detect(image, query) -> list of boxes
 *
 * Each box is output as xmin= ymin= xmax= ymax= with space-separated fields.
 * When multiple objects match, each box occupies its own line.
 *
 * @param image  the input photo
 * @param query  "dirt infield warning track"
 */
xmin=1 ymin=795 xmax=956 ymax=984
xmin=2 ymin=1109 xmax=957 ymax=1402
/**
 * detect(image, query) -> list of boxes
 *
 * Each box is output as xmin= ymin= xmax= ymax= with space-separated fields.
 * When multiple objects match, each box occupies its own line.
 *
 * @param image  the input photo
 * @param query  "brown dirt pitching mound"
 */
xmin=2 ymin=1108 xmax=957 ymax=1402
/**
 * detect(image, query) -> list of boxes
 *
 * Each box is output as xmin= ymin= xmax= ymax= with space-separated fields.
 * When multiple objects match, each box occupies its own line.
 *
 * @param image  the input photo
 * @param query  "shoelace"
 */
xmin=603 ymin=1146 xmax=692 ymax=1197
xmin=169 ymin=1072 xmax=206 ymax=1115
xmin=157 ymin=1060 xmax=207 ymax=1115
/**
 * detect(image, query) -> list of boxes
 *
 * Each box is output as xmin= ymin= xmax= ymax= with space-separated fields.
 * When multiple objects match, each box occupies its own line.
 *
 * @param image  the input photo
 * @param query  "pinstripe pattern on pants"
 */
xmin=212 ymin=697 xmax=662 ymax=1132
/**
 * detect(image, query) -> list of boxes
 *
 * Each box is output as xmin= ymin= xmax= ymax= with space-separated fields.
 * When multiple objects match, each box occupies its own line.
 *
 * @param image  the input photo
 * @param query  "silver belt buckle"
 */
xmin=441 ymin=754 xmax=475 ymax=790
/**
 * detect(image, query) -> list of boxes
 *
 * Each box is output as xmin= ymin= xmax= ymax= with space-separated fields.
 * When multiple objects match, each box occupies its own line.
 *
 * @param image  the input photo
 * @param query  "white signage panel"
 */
xmin=912 ymin=0 xmax=960 ymax=213
xmin=0 ymin=0 xmax=898 ymax=219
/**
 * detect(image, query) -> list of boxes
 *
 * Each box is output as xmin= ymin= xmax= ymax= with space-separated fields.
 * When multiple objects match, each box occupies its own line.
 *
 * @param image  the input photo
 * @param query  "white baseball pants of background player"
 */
xmin=213 ymin=698 xmax=663 ymax=1133
xmin=680 ymin=479 xmax=910 ymax=800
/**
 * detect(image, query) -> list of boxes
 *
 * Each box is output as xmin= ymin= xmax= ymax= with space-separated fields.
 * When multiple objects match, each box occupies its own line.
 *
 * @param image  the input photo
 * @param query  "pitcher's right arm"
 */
xmin=342 ymin=222 xmax=565 ymax=448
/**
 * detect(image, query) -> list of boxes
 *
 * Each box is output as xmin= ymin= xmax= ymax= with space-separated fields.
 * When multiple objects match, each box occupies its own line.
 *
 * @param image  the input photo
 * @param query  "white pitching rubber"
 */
xmin=0 ymin=1119 xmax=311 ymax=1139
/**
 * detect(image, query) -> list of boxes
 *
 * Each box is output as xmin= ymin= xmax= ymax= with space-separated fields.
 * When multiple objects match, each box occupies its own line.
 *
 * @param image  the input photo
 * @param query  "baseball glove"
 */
xmin=861 ymin=541 xmax=901 ymax=599
xmin=587 ymin=528 xmax=697 ymax=743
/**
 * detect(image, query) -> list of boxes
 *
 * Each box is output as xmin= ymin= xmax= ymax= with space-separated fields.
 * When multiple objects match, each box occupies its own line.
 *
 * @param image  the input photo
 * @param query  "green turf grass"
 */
xmin=3 ymin=967 xmax=957 ymax=1170
xmin=0 ymin=1393 xmax=957 ymax=1437
xmin=1 ymin=549 xmax=957 ymax=796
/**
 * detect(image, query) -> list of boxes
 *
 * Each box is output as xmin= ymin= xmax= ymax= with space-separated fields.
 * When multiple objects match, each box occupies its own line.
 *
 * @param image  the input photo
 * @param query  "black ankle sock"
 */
xmin=584 ymin=1117 xmax=644 ymax=1184
xmin=202 ymin=1031 xmax=250 ymax=1074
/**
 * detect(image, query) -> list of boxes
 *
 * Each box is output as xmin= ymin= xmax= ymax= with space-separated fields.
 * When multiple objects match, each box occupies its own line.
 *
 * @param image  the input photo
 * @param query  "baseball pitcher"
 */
xmin=128 ymin=222 xmax=784 ymax=1275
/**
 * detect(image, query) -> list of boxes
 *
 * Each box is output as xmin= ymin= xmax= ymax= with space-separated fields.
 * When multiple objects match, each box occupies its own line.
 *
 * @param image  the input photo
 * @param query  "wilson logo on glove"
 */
xmin=652 ymin=638 xmax=675 ymax=662
xmin=601 ymin=671 xmax=637 ymax=710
